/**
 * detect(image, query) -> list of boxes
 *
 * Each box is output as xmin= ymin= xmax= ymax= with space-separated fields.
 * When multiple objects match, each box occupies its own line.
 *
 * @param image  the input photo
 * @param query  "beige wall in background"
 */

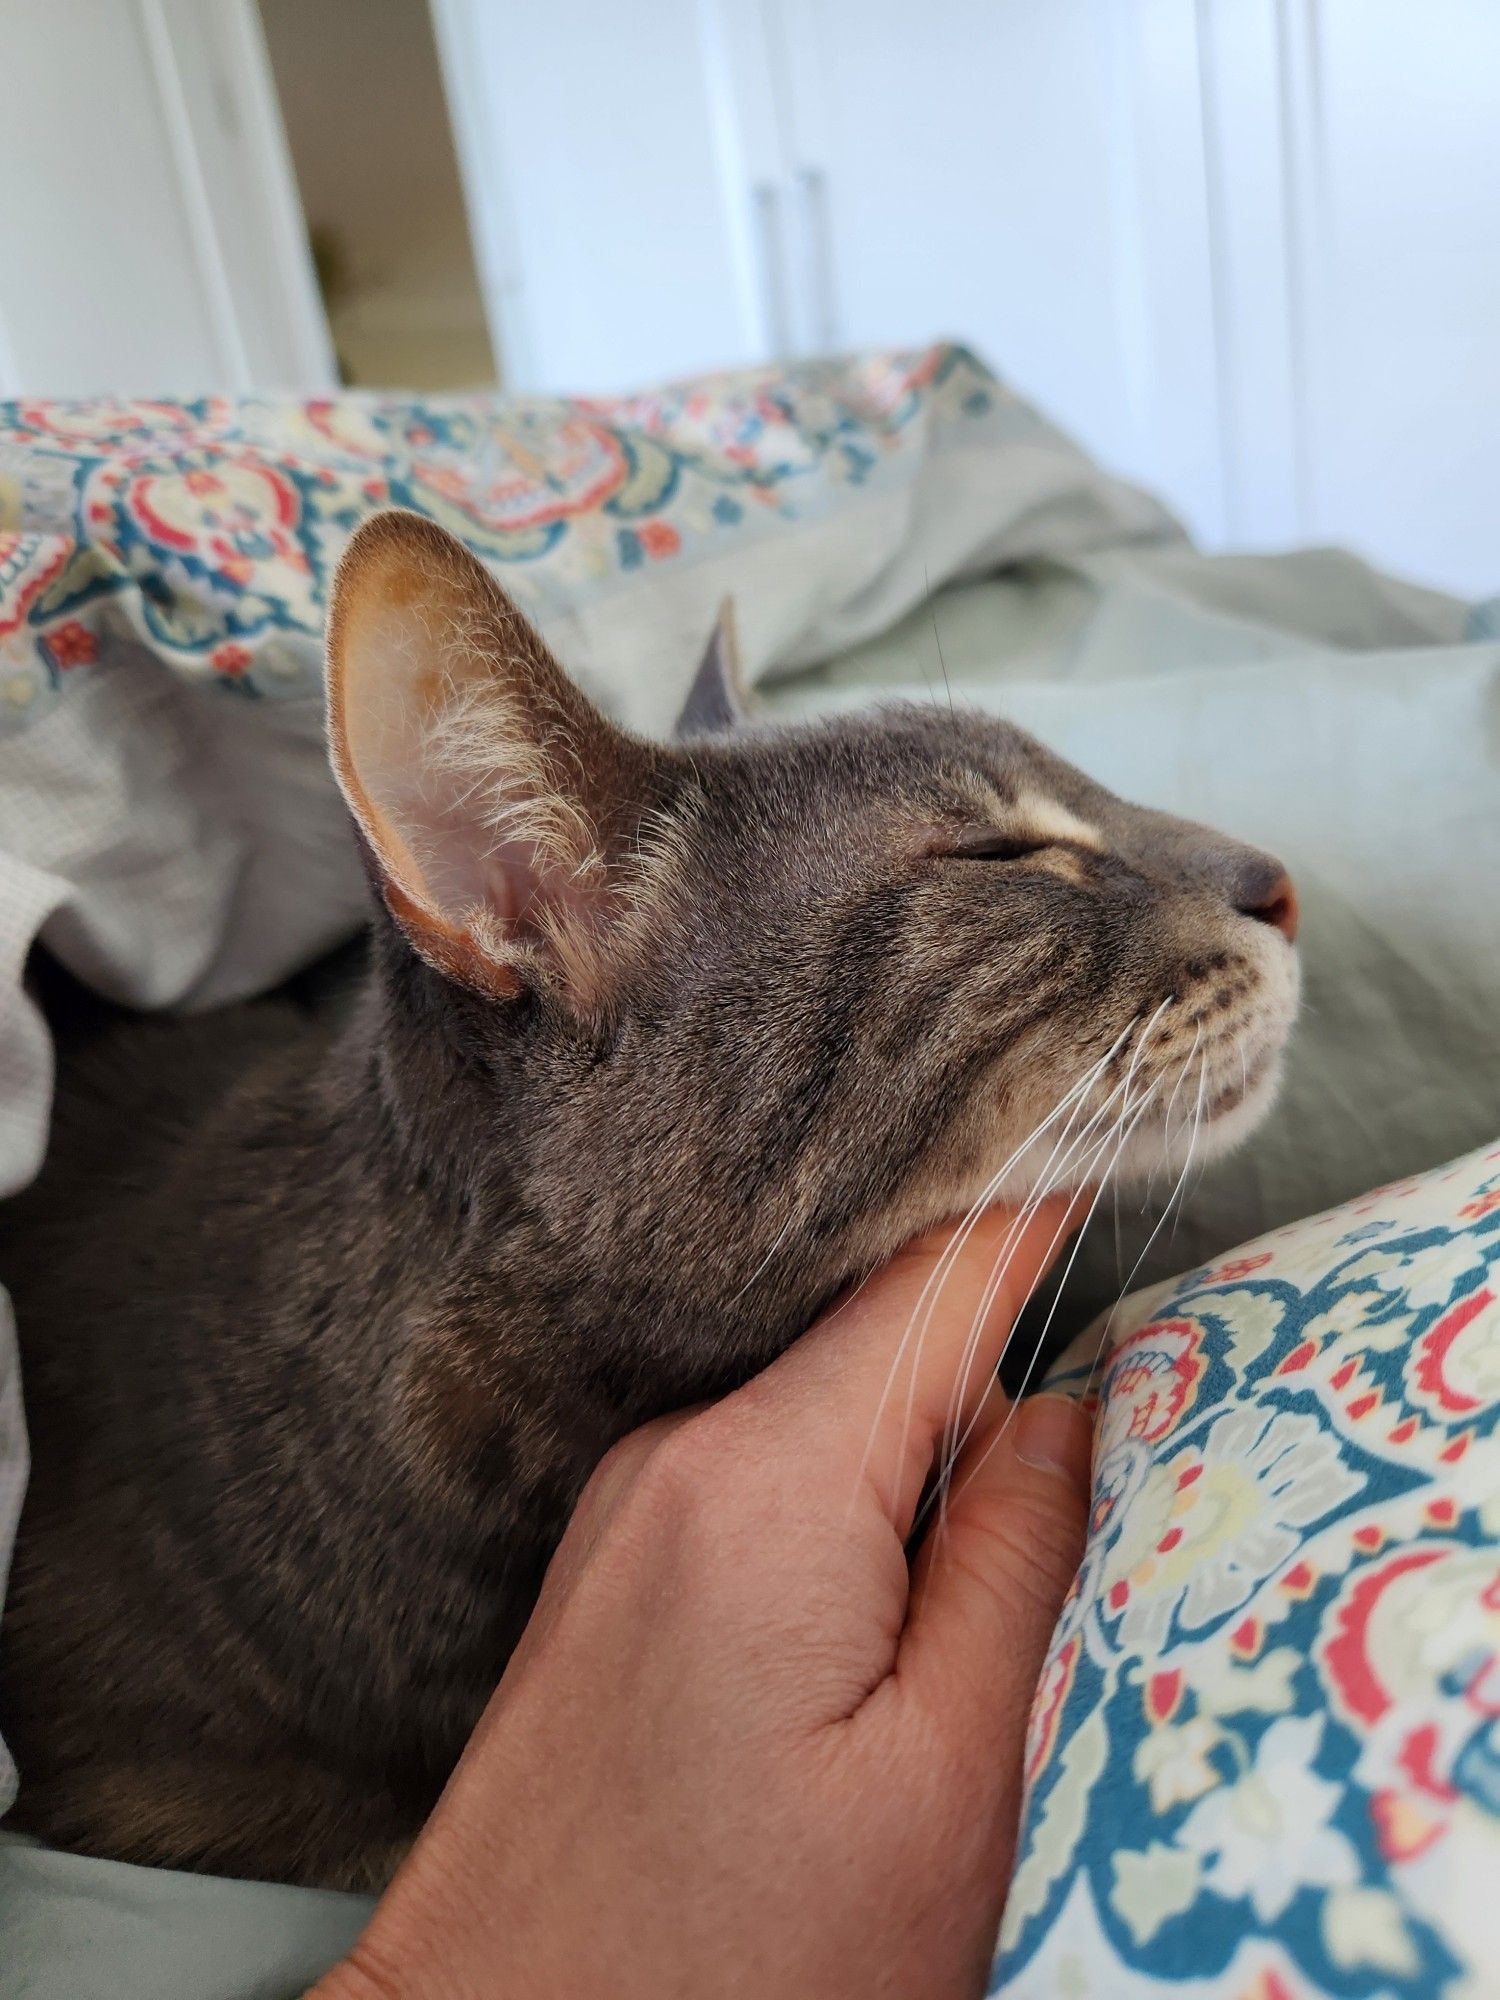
xmin=258 ymin=0 xmax=497 ymax=390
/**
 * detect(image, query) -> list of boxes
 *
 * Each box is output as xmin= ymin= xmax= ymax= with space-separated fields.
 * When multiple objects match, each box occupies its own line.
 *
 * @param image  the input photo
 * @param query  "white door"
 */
xmin=1294 ymin=1 xmax=1500 ymax=595
xmin=438 ymin=0 xmax=1498 ymax=594
xmin=431 ymin=0 xmax=773 ymax=395
xmin=773 ymin=0 xmax=1500 ymax=590
xmin=762 ymin=0 xmax=1166 ymax=488
xmin=0 ymin=0 xmax=334 ymax=398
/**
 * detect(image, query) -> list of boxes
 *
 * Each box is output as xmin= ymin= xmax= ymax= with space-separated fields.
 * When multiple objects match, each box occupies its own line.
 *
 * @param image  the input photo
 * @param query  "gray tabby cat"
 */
xmin=0 ymin=511 xmax=1298 ymax=1889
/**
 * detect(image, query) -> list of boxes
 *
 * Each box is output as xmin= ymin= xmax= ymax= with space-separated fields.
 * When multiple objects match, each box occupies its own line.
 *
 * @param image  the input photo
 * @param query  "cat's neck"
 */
xmin=318 ymin=928 xmax=613 ymax=1476
xmin=329 ymin=916 xmax=840 ymax=1499
xmin=338 ymin=926 xmax=516 ymax=1213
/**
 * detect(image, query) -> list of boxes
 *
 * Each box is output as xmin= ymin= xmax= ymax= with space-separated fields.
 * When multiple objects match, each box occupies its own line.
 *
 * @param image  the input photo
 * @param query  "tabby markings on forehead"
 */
xmin=946 ymin=774 xmax=1103 ymax=856
xmin=1013 ymin=792 xmax=1103 ymax=853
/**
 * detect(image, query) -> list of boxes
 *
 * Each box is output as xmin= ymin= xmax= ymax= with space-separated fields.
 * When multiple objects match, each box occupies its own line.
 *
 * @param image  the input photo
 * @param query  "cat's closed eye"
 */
xmin=939 ymin=827 xmax=1054 ymax=863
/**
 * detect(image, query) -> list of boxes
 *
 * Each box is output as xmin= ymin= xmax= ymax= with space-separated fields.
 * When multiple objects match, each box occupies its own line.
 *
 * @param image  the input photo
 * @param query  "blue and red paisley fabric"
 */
xmin=0 ymin=345 xmax=992 ymax=716
xmin=996 ymin=1142 xmax=1500 ymax=1997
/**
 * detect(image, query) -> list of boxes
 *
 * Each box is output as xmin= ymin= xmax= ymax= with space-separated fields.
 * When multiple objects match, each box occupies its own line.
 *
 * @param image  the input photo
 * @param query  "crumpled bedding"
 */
xmin=0 ymin=346 xmax=1495 ymax=1998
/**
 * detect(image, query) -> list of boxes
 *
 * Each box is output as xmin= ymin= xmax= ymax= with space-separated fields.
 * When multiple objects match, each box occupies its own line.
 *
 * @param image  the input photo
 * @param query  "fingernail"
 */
xmin=1014 ymin=1393 xmax=1089 ymax=1480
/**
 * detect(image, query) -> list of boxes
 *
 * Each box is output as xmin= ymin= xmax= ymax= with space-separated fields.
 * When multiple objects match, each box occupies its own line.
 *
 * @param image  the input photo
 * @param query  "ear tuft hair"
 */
xmin=326 ymin=510 xmax=673 ymax=1010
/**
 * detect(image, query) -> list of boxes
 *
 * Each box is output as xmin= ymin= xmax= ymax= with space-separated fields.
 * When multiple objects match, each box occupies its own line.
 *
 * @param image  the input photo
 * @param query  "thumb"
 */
xmin=899 ymin=1393 xmax=1090 ymax=1785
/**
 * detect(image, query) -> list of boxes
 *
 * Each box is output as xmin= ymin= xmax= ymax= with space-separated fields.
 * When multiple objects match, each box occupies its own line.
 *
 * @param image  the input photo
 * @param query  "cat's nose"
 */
xmin=1234 ymin=857 xmax=1299 ymax=943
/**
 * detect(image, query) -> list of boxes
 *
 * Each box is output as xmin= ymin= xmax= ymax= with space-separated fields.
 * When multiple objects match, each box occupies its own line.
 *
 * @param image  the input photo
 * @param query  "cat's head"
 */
xmin=326 ymin=512 xmax=1297 ymax=1353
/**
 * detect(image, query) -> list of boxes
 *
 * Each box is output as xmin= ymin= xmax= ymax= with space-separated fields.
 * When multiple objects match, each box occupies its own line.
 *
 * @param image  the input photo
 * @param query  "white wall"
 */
xmin=431 ymin=0 xmax=765 ymax=395
xmin=1300 ymin=1 xmax=1500 ymax=594
xmin=441 ymin=0 xmax=1499 ymax=597
xmin=0 ymin=0 xmax=333 ymax=397
xmin=3 ymin=2 xmax=1493 ymax=597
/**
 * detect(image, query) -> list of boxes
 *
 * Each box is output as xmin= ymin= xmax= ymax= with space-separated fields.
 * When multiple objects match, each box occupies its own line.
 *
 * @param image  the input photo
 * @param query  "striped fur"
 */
xmin=0 ymin=519 xmax=1297 ymax=1888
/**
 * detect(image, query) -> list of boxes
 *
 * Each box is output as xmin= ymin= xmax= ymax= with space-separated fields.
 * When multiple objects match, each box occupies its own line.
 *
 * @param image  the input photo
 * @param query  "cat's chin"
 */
xmin=1096 ymin=1045 xmax=1287 ymax=1195
xmin=950 ymin=1043 xmax=1288 ymax=1221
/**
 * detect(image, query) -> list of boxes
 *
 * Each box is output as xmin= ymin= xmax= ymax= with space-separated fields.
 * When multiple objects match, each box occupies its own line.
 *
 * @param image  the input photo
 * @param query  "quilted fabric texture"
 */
xmin=994 ymin=1141 xmax=1500 ymax=1998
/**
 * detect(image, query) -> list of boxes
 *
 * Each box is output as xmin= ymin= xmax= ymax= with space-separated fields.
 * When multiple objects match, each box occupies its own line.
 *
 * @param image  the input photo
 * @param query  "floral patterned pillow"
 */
xmin=0 ymin=343 xmax=1161 ymax=731
xmin=995 ymin=1139 xmax=1500 ymax=1999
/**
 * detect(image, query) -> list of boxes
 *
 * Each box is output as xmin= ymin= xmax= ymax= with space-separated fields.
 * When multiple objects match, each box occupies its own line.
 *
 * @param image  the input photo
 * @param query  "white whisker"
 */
xmin=933 ymin=1018 xmax=1156 ymax=1493
xmin=931 ymin=1064 xmax=1167 ymax=1532
xmin=1160 ymin=1032 xmax=1208 ymax=1184
xmin=1168 ymin=1050 xmax=1209 ymax=1245
xmin=847 ymin=1021 xmax=1134 ymax=1513
xmin=728 ymin=1212 xmax=796 ymax=1302
xmin=1080 ymin=1040 xmax=1208 ymax=1408
xmin=927 ymin=1001 xmax=1174 ymax=1532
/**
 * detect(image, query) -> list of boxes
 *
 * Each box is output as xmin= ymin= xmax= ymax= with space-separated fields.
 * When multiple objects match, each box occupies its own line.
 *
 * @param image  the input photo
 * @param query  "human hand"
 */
xmin=314 ymin=1198 xmax=1092 ymax=2000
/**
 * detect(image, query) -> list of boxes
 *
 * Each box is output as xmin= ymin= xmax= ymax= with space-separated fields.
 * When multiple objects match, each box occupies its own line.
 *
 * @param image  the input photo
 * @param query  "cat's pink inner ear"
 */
xmin=325 ymin=511 xmax=612 ymax=1001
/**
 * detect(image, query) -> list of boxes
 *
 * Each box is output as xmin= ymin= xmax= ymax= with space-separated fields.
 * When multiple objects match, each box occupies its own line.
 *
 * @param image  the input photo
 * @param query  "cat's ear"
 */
xmin=326 ymin=510 xmax=653 ymax=1006
xmin=673 ymin=598 xmax=748 ymax=739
